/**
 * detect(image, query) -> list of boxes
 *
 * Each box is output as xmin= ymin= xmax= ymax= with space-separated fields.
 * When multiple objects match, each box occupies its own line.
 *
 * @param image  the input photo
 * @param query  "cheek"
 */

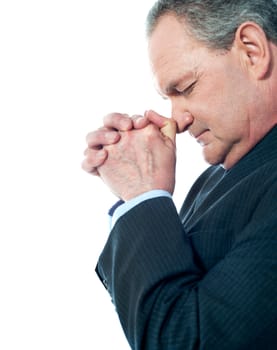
xmin=191 ymin=82 xmax=249 ymax=134
xmin=216 ymin=112 xmax=250 ymax=143
xmin=206 ymin=99 xmax=249 ymax=139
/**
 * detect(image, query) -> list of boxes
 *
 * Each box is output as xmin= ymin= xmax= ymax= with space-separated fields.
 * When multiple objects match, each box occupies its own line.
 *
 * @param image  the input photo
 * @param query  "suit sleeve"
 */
xmin=96 ymin=192 xmax=277 ymax=349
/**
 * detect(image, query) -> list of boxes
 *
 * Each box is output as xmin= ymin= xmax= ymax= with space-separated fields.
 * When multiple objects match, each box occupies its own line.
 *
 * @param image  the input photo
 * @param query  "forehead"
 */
xmin=148 ymin=14 xmax=207 ymax=91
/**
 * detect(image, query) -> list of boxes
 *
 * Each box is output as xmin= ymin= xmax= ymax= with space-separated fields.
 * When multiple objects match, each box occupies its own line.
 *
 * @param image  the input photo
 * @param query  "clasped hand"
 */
xmin=82 ymin=110 xmax=177 ymax=201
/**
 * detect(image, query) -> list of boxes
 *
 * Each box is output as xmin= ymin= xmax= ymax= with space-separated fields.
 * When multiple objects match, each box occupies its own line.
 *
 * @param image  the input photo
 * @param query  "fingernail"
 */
xmin=134 ymin=116 xmax=144 ymax=124
xmin=106 ymin=132 xmax=118 ymax=142
xmin=97 ymin=150 xmax=106 ymax=158
xmin=120 ymin=119 xmax=132 ymax=130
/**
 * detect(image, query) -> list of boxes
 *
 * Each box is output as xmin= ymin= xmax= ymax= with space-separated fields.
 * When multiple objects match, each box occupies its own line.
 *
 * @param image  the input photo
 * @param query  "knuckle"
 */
xmin=103 ymin=113 xmax=132 ymax=130
xmin=81 ymin=159 xmax=93 ymax=172
xmin=145 ymin=123 xmax=158 ymax=135
xmin=86 ymin=130 xmax=98 ymax=144
xmin=85 ymin=132 xmax=92 ymax=143
xmin=86 ymin=130 xmax=105 ymax=148
xmin=103 ymin=113 xmax=120 ymax=125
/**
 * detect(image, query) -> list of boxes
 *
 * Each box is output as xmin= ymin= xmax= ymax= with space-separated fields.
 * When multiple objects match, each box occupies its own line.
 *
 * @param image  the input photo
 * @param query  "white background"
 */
xmin=0 ymin=1 xmax=207 ymax=349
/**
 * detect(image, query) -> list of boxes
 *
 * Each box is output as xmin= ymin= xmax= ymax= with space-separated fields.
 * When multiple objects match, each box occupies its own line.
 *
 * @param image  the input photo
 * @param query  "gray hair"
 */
xmin=146 ymin=0 xmax=277 ymax=50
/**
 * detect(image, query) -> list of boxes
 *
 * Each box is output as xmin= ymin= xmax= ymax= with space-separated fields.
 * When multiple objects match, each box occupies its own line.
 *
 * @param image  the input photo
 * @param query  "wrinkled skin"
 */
xmin=82 ymin=110 xmax=181 ymax=200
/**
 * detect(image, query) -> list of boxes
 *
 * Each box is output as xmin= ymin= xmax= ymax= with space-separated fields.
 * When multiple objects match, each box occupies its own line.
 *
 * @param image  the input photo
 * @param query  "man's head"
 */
xmin=146 ymin=0 xmax=277 ymax=169
xmin=146 ymin=0 xmax=277 ymax=50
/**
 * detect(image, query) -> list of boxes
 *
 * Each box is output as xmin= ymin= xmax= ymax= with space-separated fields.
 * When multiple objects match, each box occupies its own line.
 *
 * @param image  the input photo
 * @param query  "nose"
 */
xmin=171 ymin=98 xmax=194 ymax=133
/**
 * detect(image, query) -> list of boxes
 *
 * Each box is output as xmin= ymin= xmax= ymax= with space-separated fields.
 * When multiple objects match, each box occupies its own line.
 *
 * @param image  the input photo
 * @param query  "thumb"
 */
xmin=146 ymin=110 xmax=177 ymax=142
xmin=161 ymin=119 xmax=177 ymax=142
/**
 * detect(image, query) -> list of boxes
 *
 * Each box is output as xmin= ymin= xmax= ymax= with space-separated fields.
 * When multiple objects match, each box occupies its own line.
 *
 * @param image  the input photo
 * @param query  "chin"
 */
xmin=202 ymin=147 xmax=227 ymax=167
xmin=201 ymin=138 xmax=236 ymax=167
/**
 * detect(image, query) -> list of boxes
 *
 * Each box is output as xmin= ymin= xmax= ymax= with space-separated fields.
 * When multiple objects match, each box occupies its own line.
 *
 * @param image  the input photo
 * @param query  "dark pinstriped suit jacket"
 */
xmin=96 ymin=126 xmax=277 ymax=349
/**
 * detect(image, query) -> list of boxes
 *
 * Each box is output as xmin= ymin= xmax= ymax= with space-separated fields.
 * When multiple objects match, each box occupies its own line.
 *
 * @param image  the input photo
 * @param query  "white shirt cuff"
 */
xmin=109 ymin=190 xmax=172 ymax=229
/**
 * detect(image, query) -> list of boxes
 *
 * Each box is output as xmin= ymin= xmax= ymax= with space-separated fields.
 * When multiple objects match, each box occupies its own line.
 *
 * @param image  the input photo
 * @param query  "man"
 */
xmin=82 ymin=1 xmax=277 ymax=349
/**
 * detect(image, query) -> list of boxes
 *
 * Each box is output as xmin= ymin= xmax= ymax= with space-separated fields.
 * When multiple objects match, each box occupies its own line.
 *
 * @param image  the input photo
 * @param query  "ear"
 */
xmin=234 ymin=21 xmax=271 ymax=79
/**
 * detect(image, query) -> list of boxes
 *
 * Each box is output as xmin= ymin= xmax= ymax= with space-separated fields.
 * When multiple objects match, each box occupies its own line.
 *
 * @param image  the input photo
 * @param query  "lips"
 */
xmin=189 ymin=129 xmax=209 ymax=139
xmin=189 ymin=129 xmax=210 ymax=146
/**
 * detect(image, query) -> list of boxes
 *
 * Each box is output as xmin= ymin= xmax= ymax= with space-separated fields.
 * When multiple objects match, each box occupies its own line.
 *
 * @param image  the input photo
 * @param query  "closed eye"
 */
xmin=178 ymin=81 xmax=196 ymax=96
xmin=163 ymin=80 xmax=197 ymax=99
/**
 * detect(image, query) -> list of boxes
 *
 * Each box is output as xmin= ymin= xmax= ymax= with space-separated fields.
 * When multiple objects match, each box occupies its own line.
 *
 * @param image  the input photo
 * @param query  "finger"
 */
xmin=161 ymin=119 xmax=177 ymax=142
xmin=103 ymin=113 xmax=133 ymax=131
xmin=132 ymin=113 xmax=150 ymax=129
xmin=82 ymin=148 xmax=108 ymax=174
xmin=86 ymin=129 xmax=120 ymax=149
xmin=145 ymin=109 xmax=169 ymax=128
xmin=81 ymin=161 xmax=99 ymax=176
xmin=146 ymin=110 xmax=177 ymax=142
